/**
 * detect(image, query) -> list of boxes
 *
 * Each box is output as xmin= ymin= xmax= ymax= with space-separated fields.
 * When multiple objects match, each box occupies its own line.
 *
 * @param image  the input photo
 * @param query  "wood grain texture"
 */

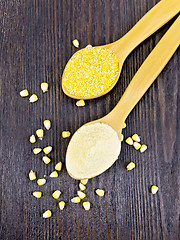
xmin=0 ymin=0 xmax=179 ymax=239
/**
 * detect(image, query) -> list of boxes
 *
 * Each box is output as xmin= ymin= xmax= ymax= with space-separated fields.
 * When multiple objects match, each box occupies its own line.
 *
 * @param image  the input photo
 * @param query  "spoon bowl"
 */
xmin=62 ymin=0 xmax=180 ymax=99
xmin=66 ymin=16 xmax=180 ymax=179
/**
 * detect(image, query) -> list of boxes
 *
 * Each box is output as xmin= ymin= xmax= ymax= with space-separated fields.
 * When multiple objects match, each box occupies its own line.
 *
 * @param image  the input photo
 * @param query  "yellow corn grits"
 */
xmin=63 ymin=47 xmax=119 ymax=98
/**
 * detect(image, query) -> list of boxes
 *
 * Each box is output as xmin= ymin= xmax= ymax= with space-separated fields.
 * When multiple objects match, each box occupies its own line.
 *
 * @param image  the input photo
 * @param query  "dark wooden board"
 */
xmin=0 ymin=0 xmax=179 ymax=239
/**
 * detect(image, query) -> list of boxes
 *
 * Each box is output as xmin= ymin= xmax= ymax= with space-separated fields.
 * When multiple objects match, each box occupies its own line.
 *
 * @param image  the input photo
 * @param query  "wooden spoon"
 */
xmin=66 ymin=15 xmax=180 ymax=180
xmin=62 ymin=0 xmax=180 ymax=99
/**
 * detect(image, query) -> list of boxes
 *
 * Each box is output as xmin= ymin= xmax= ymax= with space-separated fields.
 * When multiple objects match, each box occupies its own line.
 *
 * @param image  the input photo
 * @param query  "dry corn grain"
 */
xmin=72 ymin=39 xmax=79 ymax=48
xmin=83 ymin=201 xmax=90 ymax=210
xmin=20 ymin=89 xmax=29 ymax=97
xmin=71 ymin=196 xmax=81 ymax=203
xmin=95 ymin=189 xmax=104 ymax=197
xmin=126 ymin=162 xmax=135 ymax=171
xmin=151 ymin=185 xmax=158 ymax=194
xmin=132 ymin=134 xmax=140 ymax=142
xmin=55 ymin=162 xmax=62 ymax=171
xmin=76 ymin=99 xmax=85 ymax=107
xmin=29 ymin=135 xmax=36 ymax=143
xmin=52 ymin=190 xmax=61 ymax=199
xmin=29 ymin=94 xmax=38 ymax=103
xmin=37 ymin=178 xmax=46 ymax=186
xmin=80 ymin=179 xmax=88 ymax=185
xmin=42 ymin=156 xmax=51 ymax=164
xmin=125 ymin=137 xmax=133 ymax=145
xmin=140 ymin=144 xmax=147 ymax=153
xmin=77 ymin=191 xmax=86 ymax=199
xmin=133 ymin=142 xmax=141 ymax=150
xmin=62 ymin=131 xmax=71 ymax=138
xmin=36 ymin=129 xmax=44 ymax=140
xmin=41 ymin=82 xmax=48 ymax=93
xmin=33 ymin=148 xmax=42 ymax=155
xmin=33 ymin=191 xmax=42 ymax=198
xmin=43 ymin=146 xmax=52 ymax=154
xmin=43 ymin=120 xmax=51 ymax=130
xmin=59 ymin=201 xmax=65 ymax=210
xmin=29 ymin=170 xmax=36 ymax=180
xmin=43 ymin=210 xmax=52 ymax=218
xmin=49 ymin=171 xmax=58 ymax=178
xmin=79 ymin=183 xmax=86 ymax=191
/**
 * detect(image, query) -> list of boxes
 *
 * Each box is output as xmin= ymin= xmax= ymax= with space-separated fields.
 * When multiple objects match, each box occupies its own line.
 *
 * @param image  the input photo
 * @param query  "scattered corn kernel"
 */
xmin=62 ymin=131 xmax=71 ymax=138
xmin=59 ymin=201 xmax=65 ymax=210
xmin=36 ymin=129 xmax=44 ymax=140
xmin=133 ymin=142 xmax=141 ymax=150
xmin=121 ymin=133 xmax=124 ymax=142
xmin=151 ymin=185 xmax=158 ymax=194
xmin=20 ymin=89 xmax=29 ymax=97
xmin=29 ymin=135 xmax=36 ymax=143
xmin=29 ymin=170 xmax=36 ymax=180
xmin=72 ymin=39 xmax=79 ymax=48
xmin=42 ymin=156 xmax=51 ymax=164
xmin=77 ymin=191 xmax=86 ymax=199
xmin=33 ymin=148 xmax=42 ymax=155
xmin=43 ymin=210 xmax=52 ymax=218
xmin=41 ymin=82 xmax=48 ymax=93
xmin=52 ymin=190 xmax=61 ymax=199
xmin=55 ymin=162 xmax=62 ymax=171
xmin=29 ymin=94 xmax=38 ymax=103
xmin=71 ymin=196 xmax=81 ymax=203
xmin=123 ymin=122 xmax=126 ymax=128
xmin=33 ymin=191 xmax=42 ymax=198
xmin=49 ymin=171 xmax=58 ymax=178
xmin=140 ymin=144 xmax=147 ymax=153
xmin=83 ymin=201 xmax=90 ymax=210
xmin=43 ymin=120 xmax=51 ymax=130
xmin=125 ymin=137 xmax=133 ymax=145
xmin=37 ymin=178 xmax=46 ymax=186
xmin=76 ymin=99 xmax=85 ymax=107
xmin=126 ymin=162 xmax=135 ymax=171
xmin=79 ymin=183 xmax=86 ymax=191
xmin=43 ymin=146 xmax=52 ymax=154
xmin=86 ymin=44 xmax=92 ymax=48
xmin=132 ymin=134 xmax=141 ymax=142
xmin=95 ymin=189 xmax=105 ymax=197
xmin=80 ymin=179 xmax=88 ymax=185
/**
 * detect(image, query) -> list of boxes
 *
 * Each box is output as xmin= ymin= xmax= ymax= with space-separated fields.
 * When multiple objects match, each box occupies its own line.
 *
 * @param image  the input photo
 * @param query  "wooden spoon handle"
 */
xmin=107 ymin=15 xmax=180 ymax=133
xmin=114 ymin=0 xmax=180 ymax=58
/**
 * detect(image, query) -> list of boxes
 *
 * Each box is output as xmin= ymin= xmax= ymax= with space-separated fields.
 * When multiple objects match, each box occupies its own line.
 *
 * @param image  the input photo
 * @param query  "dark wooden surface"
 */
xmin=0 ymin=0 xmax=179 ymax=239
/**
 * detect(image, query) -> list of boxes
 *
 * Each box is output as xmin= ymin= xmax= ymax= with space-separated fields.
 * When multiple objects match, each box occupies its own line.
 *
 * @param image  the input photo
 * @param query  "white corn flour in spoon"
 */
xmin=66 ymin=123 xmax=121 ymax=179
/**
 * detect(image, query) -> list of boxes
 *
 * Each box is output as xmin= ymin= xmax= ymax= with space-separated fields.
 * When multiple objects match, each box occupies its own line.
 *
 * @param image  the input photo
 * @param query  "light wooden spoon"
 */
xmin=62 ymin=0 xmax=180 ymax=99
xmin=66 ymin=15 xmax=180 ymax=180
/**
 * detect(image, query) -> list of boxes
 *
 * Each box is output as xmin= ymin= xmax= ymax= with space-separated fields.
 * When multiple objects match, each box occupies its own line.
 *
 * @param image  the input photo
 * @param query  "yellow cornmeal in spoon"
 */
xmin=62 ymin=47 xmax=119 ymax=98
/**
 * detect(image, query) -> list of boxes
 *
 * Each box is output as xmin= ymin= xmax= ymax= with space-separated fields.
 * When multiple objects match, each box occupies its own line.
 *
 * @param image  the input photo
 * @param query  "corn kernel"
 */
xmin=125 ymin=137 xmax=133 ymax=145
xmin=126 ymin=162 xmax=135 ymax=171
xmin=95 ymin=189 xmax=104 ymax=197
xmin=33 ymin=191 xmax=42 ymax=198
xmin=121 ymin=133 xmax=124 ymax=142
xmin=80 ymin=179 xmax=88 ymax=185
xmin=49 ymin=171 xmax=58 ymax=178
xmin=132 ymin=134 xmax=141 ymax=142
xmin=41 ymin=82 xmax=49 ymax=93
xmin=72 ymin=39 xmax=79 ymax=48
xmin=37 ymin=178 xmax=46 ymax=186
xmin=29 ymin=94 xmax=38 ymax=103
xmin=151 ymin=185 xmax=158 ymax=194
xmin=83 ymin=201 xmax=90 ymax=210
xmin=86 ymin=44 xmax=92 ymax=48
xmin=43 ymin=210 xmax=52 ymax=218
xmin=62 ymin=131 xmax=71 ymax=138
xmin=33 ymin=148 xmax=42 ymax=155
xmin=36 ymin=129 xmax=44 ymax=140
xmin=123 ymin=122 xmax=126 ymax=128
xmin=140 ymin=144 xmax=147 ymax=153
xmin=59 ymin=201 xmax=65 ymax=210
xmin=71 ymin=196 xmax=81 ymax=203
xmin=20 ymin=89 xmax=29 ymax=97
xmin=29 ymin=135 xmax=36 ymax=143
xmin=29 ymin=170 xmax=36 ymax=180
xmin=76 ymin=99 xmax=85 ymax=107
xmin=77 ymin=191 xmax=86 ymax=199
xmin=133 ymin=142 xmax=141 ymax=150
xmin=43 ymin=146 xmax=52 ymax=154
xmin=55 ymin=162 xmax=62 ymax=171
xmin=79 ymin=183 xmax=86 ymax=191
xmin=43 ymin=120 xmax=51 ymax=130
xmin=42 ymin=156 xmax=51 ymax=164
xmin=52 ymin=190 xmax=61 ymax=199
